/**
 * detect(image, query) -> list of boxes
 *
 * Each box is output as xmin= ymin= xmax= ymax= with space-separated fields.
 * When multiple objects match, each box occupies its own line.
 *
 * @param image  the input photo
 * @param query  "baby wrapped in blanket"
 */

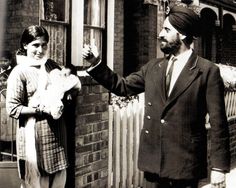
xmin=29 ymin=63 xmax=81 ymax=119
xmin=16 ymin=55 xmax=81 ymax=119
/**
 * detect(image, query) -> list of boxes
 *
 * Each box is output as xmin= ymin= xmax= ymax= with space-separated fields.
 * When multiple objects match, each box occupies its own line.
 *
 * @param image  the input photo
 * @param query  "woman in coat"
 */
xmin=6 ymin=25 xmax=76 ymax=188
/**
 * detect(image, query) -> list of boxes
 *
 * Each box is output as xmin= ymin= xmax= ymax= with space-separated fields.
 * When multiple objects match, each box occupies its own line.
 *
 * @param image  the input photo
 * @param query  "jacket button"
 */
xmin=145 ymin=130 xmax=149 ymax=134
xmin=147 ymin=115 xmax=151 ymax=120
xmin=148 ymin=102 xmax=152 ymax=106
xmin=160 ymin=119 xmax=165 ymax=124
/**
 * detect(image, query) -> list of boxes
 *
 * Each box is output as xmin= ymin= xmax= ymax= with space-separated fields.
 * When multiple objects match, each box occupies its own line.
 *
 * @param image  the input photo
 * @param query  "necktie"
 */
xmin=166 ymin=57 xmax=176 ymax=96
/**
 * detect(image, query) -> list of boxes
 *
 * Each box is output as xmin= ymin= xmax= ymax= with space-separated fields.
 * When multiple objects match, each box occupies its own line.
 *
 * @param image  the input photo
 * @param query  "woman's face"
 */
xmin=24 ymin=36 xmax=48 ymax=60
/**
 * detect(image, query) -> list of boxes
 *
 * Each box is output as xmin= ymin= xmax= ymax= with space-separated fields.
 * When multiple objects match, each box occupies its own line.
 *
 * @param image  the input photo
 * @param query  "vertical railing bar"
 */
xmin=120 ymin=107 xmax=127 ymax=188
xmin=108 ymin=105 xmax=113 ymax=187
xmin=127 ymin=102 xmax=134 ymax=187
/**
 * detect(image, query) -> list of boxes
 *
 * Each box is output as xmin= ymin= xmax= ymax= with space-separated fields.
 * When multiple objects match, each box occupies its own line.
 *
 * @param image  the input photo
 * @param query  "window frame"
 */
xmin=39 ymin=0 xmax=70 ymax=66
xmin=71 ymin=0 xmax=114 ymax=70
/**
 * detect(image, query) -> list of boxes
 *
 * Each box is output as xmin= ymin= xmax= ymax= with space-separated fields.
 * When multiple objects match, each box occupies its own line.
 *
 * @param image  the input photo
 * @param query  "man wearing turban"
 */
xmin=83 ymin=5 xmax=230 ymax=188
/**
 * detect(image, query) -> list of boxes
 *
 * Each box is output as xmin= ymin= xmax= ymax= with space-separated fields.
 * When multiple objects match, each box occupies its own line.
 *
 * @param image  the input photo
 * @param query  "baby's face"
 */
xmin=61 ymin=67 xmax=71 ymax=77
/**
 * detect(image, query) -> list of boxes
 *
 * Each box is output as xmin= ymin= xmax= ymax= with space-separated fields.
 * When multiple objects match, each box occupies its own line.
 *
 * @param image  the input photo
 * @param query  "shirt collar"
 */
xmin=170 ymin=48 xmax=193 ymax=63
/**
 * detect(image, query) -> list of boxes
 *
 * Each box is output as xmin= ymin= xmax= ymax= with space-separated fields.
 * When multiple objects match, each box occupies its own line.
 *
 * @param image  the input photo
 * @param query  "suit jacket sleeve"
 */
xmin=87 ymin=61 xmax=150 ymax=96
xmin=206 ymin=65 xmax=230 ymax=172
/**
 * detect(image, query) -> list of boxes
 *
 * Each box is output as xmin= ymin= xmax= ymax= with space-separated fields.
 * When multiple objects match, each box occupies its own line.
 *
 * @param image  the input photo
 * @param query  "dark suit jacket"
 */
xmin=88 ymin=52 xmax=230 ymax=180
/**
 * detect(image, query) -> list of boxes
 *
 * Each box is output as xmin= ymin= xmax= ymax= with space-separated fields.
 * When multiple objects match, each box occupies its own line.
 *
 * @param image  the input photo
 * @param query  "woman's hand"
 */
xmin=35 ymin=105 xmax=51 ymax=116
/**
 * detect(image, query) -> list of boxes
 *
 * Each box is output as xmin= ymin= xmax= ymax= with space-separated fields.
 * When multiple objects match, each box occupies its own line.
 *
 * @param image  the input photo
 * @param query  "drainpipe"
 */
xmin=216 ymin=6 xmax=223 ymax=64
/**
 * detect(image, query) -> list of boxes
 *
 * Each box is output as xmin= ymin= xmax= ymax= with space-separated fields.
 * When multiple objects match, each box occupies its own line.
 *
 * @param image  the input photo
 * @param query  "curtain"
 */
xmin=83 ymin=0 xmax=105 ymax=62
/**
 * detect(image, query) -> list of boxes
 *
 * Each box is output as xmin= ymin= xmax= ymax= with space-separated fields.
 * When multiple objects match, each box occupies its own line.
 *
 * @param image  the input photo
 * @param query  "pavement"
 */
xmin=201 ymin=168 xmax=236 ymax=188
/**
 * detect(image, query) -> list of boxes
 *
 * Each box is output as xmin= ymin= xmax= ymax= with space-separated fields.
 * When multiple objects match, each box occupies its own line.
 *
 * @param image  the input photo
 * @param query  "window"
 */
xmin=82 ymin=0 xmax=106 ymax=67
xmin=40 ymin=0 xmax=70 ymax=66
xmin=71 ymin=0 xmax=110 ymax=68
xmin=41 ymin=0 xmax=68 ymax=22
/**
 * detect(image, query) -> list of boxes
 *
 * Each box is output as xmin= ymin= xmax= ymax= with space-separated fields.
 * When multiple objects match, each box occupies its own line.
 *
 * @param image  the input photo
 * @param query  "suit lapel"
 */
xmin=166 ymin=52 xmax=200 ymax=104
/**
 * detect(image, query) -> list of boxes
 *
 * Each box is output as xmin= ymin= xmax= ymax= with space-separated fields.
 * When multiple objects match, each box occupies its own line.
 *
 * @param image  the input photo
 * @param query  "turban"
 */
xmin=167 ymin=6 xmax=201 ymax=37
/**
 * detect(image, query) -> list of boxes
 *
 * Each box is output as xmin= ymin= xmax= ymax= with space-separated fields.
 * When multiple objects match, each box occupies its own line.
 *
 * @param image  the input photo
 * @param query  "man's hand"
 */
xmin=211 ymin=170 xmax=226 ymax=188
xmin=82 ymin=39 xmax=100 ymax=65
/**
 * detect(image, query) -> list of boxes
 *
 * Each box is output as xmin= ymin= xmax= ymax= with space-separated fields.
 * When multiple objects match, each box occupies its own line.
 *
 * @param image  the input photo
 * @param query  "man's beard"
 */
xmin=159 ymin=36 xmax=181 ymax=55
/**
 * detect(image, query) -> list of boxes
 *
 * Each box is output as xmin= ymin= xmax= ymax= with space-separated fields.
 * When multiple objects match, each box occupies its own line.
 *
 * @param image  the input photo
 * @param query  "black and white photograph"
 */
xmin=1 ymin=0 xmax=236 ymax=188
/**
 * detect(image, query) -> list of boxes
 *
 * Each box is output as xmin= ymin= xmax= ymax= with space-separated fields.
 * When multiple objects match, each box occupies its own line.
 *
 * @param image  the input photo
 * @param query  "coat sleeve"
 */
xmin=87 ymin=62 xmax=148 ymax=96
xmin=206 ymin=65 xmax=230 ymax=172
xmin=6 ymin=67 xmax=25 ymax=119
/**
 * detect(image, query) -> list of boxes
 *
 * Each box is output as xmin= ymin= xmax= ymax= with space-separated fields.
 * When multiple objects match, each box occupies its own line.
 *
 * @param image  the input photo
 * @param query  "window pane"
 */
xmin=83 ymin=28 xmax=103 ymax=52
xmin=43 ymin=0 xmax=66 ymax=21
xmin=84 ymin=0 xmax=105 ymax=27
xmin=83 ymin=0 xmax=106 ymax=67
xmin=83 ymin=28 xmax=103 ymax=66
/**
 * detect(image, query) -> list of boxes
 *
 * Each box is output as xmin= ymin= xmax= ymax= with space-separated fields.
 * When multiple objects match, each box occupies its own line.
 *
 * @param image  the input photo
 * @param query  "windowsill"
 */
xmin=0 ymin=162 xmax=17 ymax=168
xmin=40 ymin=19 xmax=69 ymax=25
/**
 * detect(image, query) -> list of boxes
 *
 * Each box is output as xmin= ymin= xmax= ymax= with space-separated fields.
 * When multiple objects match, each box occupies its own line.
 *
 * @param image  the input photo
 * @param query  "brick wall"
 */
xmin=220 ymin=31 xmax=236 ymax=65
xmin=74 ymin=77 xmax=110 ymax=188
xmin=4 ymin=0 xmax=39 ymax=62
xmin=113 ymin=0 xmax=124 ymax=75
xmin=124 ymin=0 xmax=157 ymax=76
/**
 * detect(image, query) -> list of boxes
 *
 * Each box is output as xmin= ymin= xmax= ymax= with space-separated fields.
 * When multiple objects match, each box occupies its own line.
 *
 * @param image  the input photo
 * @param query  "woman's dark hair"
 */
xmin=17 ymin=25 xmax=49 ymax=55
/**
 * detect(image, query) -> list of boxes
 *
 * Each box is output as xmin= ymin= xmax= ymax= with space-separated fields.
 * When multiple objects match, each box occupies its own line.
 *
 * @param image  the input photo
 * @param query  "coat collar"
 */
xmin=168 ymin=51 xmax=199 ymax=98
xmin=153 ymin=51 xmax=200 ymax=103
xmin=161 ymin=51 xmax=201 ymax=115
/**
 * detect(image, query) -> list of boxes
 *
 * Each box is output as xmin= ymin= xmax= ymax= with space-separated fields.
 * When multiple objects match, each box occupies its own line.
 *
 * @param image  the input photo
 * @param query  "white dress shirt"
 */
xmin=166 ymin=49 xmax=193 ymax=96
